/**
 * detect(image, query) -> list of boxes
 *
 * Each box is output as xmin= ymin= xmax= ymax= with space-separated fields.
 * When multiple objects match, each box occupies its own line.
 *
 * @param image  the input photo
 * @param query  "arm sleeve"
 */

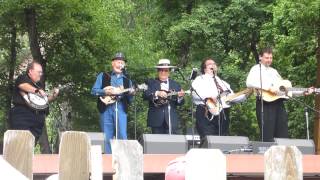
xmin=126 ymin=80 xmax=134 ymax=103
xmin=16 ymin=74 xmax=33 ymax=88
xmin=246 ymin=66 xmax=260 ymax=88
xmin=91 ymin=73 xmax=106 ymax=96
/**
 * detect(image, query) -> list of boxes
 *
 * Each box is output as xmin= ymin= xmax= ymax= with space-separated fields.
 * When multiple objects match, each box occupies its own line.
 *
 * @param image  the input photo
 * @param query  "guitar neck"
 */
xmin=167 ymin=92 xmax=179 ymax=96
xmin=286 ymin=87 xmax=310 ymax=92
xmin=224 ymin=89 xmax=252 ymax=102
xmin=167 ymin=90 xmax=190 ymax=97
xmin=119 ymin=88 xmax=131 ymax=94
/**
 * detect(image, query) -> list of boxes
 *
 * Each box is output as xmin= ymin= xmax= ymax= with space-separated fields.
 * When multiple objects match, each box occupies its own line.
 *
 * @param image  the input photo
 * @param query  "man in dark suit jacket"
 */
xmin=143 ymin=59 xmax=185 ymax=134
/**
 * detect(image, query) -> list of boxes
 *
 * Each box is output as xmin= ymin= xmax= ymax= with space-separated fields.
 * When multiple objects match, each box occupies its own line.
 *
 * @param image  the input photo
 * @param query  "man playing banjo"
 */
xmin=10 ymin=61 xmax=59 ymax=143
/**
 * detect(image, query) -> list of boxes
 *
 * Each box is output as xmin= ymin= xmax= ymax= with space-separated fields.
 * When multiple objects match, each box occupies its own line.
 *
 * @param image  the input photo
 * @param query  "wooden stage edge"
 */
xmin=32 ymin=154 xmax=320 ymax=177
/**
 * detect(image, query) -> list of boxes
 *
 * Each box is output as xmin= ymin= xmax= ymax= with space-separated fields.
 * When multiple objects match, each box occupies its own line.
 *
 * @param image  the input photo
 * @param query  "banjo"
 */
xmin=20 ymin=83 xmax=72 ymax=110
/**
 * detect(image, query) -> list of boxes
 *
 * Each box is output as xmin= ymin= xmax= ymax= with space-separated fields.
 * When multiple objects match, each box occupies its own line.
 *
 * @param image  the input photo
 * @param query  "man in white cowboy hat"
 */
xmin=91 ymin=52 xmax=134 ymax=154
xmin=143 ymin=59 xmax=185 ymax=134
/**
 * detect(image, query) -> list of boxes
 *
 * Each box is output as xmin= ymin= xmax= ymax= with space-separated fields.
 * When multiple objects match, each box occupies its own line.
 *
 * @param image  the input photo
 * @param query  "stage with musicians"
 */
xmin=2 ymin=55 xmax=320 ymax=179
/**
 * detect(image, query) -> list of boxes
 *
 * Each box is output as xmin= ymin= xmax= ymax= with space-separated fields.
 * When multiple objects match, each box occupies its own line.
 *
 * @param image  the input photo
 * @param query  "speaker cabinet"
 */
xmin=201 ymin=136 xmax=250 ymax=154
xmin=141 ymin=134 xmax=188 ymax=154
xmin=251 ymin=141 xmax=275 ymax=154
xmin=274 ymin=138 xmax=315 ymax=155
xmin=86 ymin=132 xmax=105 ymax=153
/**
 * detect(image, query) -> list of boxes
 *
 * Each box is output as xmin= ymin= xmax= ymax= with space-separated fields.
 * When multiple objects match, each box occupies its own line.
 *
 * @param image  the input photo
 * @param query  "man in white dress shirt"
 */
xmin=192 ymin=58 xmax=242 ymax=140
xmin=246 ymin=47 xmax=313 ymax=142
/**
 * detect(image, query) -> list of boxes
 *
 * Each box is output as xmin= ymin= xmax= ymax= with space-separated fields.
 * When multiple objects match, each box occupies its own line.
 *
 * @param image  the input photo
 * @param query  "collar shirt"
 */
xmin=160 ymin=79 xmax=169 ymax=91
xmin=246 ymin=63 xmax=282 ymax=90
xmin=246 ymin=64 xmax=308 ymax=97
xmin=191 ymin=74 xmax=233 ymax=107
xmin=110 ymin=71 xmax=125 ymax=87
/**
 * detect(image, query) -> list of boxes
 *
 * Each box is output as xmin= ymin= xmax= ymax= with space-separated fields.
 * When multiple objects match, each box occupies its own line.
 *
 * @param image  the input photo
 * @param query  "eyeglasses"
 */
xmin=206 ymin=62 xmax=216 ymax=66
xmin=32 ymin=70 xmax=43 ymax=75
xmin=158 ymin=69 xmax=169 ymax=72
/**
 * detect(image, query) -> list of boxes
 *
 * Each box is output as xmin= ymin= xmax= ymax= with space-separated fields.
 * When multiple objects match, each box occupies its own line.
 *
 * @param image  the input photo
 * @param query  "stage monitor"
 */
xmin=141 ymin=134 xmax=188 ymax=154
xmin=251 ymin=141 xmax=275 ymax=154
xmin=201 ymin=136 xmax=250 ymax=154
xmin=274 ymin=138 xmax=315 ymax=155
xmin=86 ymin=132 xmax=105 ymax=153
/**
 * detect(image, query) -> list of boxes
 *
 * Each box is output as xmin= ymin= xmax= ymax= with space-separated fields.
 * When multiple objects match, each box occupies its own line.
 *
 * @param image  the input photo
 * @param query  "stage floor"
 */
xmin=31 ymin=154 xmax=320 ymax=179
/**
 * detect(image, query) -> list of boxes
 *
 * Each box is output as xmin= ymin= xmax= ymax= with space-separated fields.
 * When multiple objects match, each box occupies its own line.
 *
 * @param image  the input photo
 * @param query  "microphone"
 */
xmin=120 ymin=64 xmax=126 ymax=71
xmin=171 ymin=67 xmax=180 ymax=72
xmin=189 ymin=68 xmax=198 ymax=80
xmin=210 ymin=68 xmax=216 ymax=77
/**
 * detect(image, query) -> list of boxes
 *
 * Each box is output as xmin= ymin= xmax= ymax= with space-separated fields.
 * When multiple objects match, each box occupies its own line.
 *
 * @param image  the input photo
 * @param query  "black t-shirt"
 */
xmin=12 ymin=74 xmax=44 ymax=106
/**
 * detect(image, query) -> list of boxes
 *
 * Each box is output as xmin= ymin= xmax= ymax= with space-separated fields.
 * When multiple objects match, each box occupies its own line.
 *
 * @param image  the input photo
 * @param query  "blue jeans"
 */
xmin=100 ymin=102 xmax=127 ymax=154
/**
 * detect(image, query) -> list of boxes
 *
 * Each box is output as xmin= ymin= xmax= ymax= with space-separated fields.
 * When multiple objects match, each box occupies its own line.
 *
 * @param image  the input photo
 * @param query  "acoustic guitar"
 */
xmin=206 ymin=88 xmax=253 ymax=117
xmin=255 ymin=80 xmax=319 ymax=102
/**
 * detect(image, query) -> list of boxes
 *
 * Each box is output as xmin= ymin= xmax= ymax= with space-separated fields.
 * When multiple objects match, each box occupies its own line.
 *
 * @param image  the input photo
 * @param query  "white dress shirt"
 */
xmin=246 ymin=63 xmax=282 ymax=90
xmin=191 ymin=74 xmax=234 ymax=107
xmin=246 ymin=63 xmax=306 ymax=96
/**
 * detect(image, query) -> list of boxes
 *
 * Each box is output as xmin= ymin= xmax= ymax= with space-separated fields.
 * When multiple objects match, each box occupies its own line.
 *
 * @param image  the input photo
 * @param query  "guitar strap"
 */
xmin=216 ymin=82 xmax=224 ymax=93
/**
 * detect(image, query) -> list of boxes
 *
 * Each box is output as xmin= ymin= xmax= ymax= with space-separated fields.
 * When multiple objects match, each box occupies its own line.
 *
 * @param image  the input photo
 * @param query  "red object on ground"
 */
xmin=165 ymin=156 xmax=186 ymax=180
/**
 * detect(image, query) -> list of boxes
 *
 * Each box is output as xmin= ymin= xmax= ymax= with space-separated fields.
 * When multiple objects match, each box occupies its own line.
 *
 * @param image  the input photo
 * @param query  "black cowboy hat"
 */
xmin=112 ymin=52 xmax=126 ymax=61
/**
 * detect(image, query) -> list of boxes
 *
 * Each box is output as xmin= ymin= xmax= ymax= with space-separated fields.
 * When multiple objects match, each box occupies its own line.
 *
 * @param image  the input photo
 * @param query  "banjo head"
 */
xmin=28 ymin=93 xmax=49 ymax=110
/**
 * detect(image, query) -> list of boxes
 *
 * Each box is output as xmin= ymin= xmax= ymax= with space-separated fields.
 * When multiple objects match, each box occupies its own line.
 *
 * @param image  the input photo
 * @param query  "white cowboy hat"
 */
xmin=154 ymin=59 xmax=176 ymax=69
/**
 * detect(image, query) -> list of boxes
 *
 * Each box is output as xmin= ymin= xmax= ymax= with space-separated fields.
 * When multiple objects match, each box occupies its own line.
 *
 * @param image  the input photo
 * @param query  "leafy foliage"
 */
xmin=0 ymin=0 xmax=319 ymax=148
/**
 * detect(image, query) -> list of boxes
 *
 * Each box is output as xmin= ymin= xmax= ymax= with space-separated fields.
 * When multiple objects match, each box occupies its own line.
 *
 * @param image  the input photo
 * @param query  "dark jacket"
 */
xmin=143 ymin=78 xmax=184 ymax=128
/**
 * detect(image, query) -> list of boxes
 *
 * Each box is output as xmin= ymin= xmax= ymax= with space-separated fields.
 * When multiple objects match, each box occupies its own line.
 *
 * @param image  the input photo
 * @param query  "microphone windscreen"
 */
xmin=189 ymin=68 xmax=198 ymax=80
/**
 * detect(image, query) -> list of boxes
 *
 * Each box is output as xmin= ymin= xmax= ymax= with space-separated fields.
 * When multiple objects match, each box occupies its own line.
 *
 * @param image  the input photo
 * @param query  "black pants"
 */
xmin=195 ymin=105 xmax=230 ymax=139
xmin=151 ymin=120 xmax=180 ymax=134
xmin=256 ymin=98 xmax=288 ymax=142
xmin=9 ymin=106 xmax=46 ymax=143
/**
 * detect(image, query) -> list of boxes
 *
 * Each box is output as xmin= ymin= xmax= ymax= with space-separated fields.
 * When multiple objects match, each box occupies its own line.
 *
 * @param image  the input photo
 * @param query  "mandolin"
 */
xmin=100 ymin=83 xmax=148 ymax=105
xmin=152 ymin=90 xmax=190 ymax=107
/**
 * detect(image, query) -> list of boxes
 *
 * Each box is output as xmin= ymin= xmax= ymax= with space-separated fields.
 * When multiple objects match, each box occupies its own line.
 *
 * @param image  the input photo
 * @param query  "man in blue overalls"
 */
xmin=91 ymin=52 xmax=134 ymax=153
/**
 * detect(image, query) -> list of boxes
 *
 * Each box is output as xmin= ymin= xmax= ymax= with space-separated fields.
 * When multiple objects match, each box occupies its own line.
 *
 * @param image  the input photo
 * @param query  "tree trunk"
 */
xmin=6 ymin=20 xmax=17 ymax=130
xmin=25 ymin=7 xmax=50 ymax=153
xmin=53 ymin=101 xmax=73 ymax=153
xmin=314 ymin=28 xmax=320 ymax=154
xmin=179 ymin=0 xmax=194 ymax=67
xmin=250 ymin=32 xmax=260 ymax=64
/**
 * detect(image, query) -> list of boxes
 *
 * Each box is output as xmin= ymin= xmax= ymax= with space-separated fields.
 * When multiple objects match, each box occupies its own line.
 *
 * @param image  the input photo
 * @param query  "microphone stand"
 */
xmin=175 ymin=68 xmax=204 ymax=148
xmin=168 ymin=103 xmax=172 ymax=135
xmin=259 ymin=63 xmax=264 ymax=142
xmin=305 ymin=107 xmax=310 ymax=140
xmin=212 ymin=73 xmax=226 ymax=136
xmin=115 ymin=98 xmax=119 ymax=140
xmin=189 ymin=85 xmax=206 ymax=147
xmin=122 ymin=68 xmax=138 ymax=139
xmin=285 ymin=94 xmax=320 ymax=140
